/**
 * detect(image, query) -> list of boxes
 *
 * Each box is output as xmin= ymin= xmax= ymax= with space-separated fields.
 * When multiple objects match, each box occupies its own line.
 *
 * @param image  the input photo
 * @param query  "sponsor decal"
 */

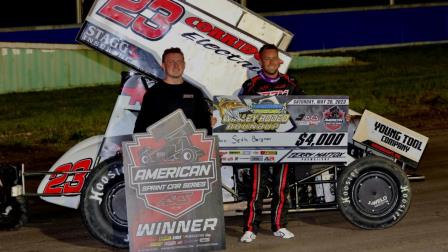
xmin=257 ymin=90 xmax=289 ymax=96
xmin=43 ymin=159 xmax=92 ymax=194
xmin=216 ymin=97 xmax=290 ymax=131
xmin=250 ymin=156 xmax=263 ymax=161
xmin=249 ymin=102 xmax=286 ymax=114
xmin=164 ymin=240 xmax=176 ymax=246
xmin=181 ymin=31 xmax=260 ymax=72
xmin=260 ymin=151 xmax=277 ymax=155
xmin=373 ymin=121 xmax=423 ymax=153
xmin=79 ymin=23 xmax=164 ymax=77
xmin=80 ymin=23 xmax=133 ymax=61
xmin=295 ymin=114 xmax=320 ymax=126
xmin=287 ymin=151 xmax=345 ymax=161
xmin=184 ymin=16 xmax=259 ymax=60
xmin=323 ymin=106 xmax=345 ymax=131
xmin=368 ymin=196 xmax=389 ymax=208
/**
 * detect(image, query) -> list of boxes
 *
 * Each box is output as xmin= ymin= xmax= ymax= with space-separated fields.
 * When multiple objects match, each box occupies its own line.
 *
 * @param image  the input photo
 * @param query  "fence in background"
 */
xmin=0 ymin=43 xmax=126 ymax=94
xmin=1 ymin=3 xmax=447 ymax=94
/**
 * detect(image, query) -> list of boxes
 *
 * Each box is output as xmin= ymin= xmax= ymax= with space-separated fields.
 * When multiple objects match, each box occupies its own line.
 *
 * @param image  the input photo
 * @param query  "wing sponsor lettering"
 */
xmin=374 ymin=121 xmax=423 ymax=152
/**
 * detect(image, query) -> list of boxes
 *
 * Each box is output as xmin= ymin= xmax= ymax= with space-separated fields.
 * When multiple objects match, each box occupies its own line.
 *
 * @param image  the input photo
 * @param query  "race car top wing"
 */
xmin=77 ymin=0 xmax=293 ymax=96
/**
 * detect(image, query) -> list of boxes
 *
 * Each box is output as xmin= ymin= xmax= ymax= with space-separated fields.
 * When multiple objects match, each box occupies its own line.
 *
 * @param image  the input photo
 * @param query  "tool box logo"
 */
xmin=323 ymin=106 xmax=345 ymax=131
xmin=125 ymin=111 xmax=218 ymax=218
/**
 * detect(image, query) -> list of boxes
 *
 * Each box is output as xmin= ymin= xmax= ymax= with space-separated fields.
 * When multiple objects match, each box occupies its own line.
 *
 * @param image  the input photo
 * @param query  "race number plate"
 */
xmin=213 ymin=95 xmax=349 ymax=163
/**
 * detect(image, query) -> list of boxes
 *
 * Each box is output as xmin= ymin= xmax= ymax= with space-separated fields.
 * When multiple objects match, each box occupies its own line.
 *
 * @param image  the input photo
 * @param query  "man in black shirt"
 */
xmin=134 ymin=48 xmax=212 ymax=134
xmin=240 ymin=44 xmax=304 ymax=243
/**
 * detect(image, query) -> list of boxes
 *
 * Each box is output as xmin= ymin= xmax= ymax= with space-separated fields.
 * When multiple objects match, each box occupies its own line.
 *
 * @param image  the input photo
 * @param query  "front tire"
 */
xmin=337 ymin=156 xmax=411 ymax=229
xmin=80 ymin=157 xmax=128 ymax=248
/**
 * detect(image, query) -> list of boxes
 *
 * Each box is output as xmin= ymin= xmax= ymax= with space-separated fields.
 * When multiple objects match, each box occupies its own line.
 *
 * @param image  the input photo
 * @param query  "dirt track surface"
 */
xmin=0 ymin=127 xmax=447 ymax=252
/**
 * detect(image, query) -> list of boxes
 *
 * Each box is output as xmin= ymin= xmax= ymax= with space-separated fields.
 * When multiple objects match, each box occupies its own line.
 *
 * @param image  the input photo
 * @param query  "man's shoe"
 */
xmin=273 ymin=228 xmax=295 ymax=239
xmin=240 ymin=231 xmax=256 ymax=243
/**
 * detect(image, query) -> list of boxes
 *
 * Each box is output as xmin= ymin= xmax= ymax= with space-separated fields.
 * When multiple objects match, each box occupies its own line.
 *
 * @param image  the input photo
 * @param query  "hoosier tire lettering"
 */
xmin=393 ymin=185 xmax=410 ymax=221
xmin=89 ymin=167 xmax=121 ymax=204
xmin=81 ymin=157 xmax=129 ymax=248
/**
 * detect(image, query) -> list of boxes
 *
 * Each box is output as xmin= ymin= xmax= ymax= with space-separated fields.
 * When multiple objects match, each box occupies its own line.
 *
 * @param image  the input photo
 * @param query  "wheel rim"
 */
xmin=352 ymin=171 xmax=399 ymax=218
xmin=104 ymin=181 xmax=127 ymax=227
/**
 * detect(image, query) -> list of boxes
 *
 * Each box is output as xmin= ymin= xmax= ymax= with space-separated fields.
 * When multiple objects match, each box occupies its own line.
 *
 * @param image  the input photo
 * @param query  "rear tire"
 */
xmin=80 ymin=157 xmax=128 ymax=248
xmin=337 ymin=156 xmax=411 ymax=229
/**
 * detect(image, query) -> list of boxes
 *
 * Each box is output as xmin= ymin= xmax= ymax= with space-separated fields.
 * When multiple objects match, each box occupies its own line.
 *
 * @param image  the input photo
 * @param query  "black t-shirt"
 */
xmin=134 ymin=81 xmax=212 ymax=134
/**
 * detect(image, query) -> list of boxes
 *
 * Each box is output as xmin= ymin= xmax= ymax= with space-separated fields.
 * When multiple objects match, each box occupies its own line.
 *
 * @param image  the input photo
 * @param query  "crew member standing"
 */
xmin=134 ymin=47 xmax=211 ymax=134
xmin=240 ymin=44 xmax=304 ymax=243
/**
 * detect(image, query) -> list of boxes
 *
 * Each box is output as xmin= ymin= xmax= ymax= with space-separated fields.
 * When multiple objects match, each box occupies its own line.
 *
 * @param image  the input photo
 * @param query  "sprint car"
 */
xmin=0 ymin=71 xmax=428 ymax=248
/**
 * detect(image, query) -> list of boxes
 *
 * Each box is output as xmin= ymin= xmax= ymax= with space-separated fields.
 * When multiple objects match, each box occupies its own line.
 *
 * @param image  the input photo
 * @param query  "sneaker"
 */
xmin=240 ymin=231 xmax=256 ymax=243
xmin=273 ymin=228 xmax=295 ymax=239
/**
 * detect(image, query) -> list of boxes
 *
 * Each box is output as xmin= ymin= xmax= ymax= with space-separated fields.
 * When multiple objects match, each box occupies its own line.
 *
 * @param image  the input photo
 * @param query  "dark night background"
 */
xmin=0 ymin=0 xmax=445 ymax=28
xmin=0 ymin=0 xmax=83 ymax=28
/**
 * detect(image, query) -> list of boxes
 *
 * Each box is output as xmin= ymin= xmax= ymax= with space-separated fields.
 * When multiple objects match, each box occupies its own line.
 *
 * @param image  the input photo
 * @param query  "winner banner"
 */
xmin=213 ymin=95 xmax=349 ymax=163
xmin=123 ymin=110 xmax=225 ymax=251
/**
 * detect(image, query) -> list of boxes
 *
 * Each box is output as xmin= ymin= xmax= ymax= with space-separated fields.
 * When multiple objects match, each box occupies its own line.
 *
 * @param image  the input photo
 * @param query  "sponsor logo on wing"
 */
xmin=185 ymin=17 xmax=259 ymax=60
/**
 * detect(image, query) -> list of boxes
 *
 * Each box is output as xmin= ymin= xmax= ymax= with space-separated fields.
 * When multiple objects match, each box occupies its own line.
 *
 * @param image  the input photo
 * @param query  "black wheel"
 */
xmin=337 ymin=156 xmax=411 ymax=229
xmin=0 ymin=165 xmax=27 ymax=230
xmin=80 ymin=157 xmax=128 ymax=248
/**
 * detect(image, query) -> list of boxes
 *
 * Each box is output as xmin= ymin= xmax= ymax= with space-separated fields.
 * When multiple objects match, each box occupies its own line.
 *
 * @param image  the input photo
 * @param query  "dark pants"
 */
xmin=243 ymin=164 xmax=290 ymax=233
